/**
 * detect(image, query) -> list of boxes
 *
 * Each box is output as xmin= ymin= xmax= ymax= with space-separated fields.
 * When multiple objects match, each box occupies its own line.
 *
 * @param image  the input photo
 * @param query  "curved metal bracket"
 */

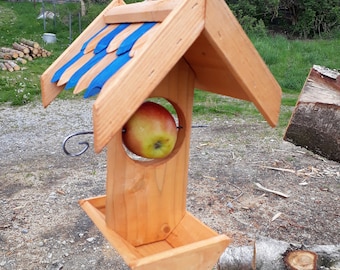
xmin=62 ymin=131 xmax=94 ymax=157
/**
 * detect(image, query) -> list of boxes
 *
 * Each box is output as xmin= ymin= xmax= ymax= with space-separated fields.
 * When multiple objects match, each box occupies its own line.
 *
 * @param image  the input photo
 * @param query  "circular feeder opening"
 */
xmin=122 ymin=97 xmax=186 ymax=163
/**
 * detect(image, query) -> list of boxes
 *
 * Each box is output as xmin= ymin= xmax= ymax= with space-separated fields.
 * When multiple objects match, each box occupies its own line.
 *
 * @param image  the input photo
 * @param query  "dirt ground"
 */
xmin=0 ymin=99 xmax=339 ymax=269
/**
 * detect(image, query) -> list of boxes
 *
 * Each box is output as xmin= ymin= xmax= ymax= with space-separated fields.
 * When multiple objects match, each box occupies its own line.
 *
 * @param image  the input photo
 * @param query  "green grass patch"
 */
xmin=251 ymin=34 xmax=340 ymax=92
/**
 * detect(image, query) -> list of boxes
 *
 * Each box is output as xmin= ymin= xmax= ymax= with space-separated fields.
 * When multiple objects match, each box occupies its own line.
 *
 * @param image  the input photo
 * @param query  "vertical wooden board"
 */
xmin=41 ymin=0 xmax=124 ymax=107
xmin=129 ymin=235 xmax=230 ymax=270
xmin=204 ymin=0 xmax=282 ymax=127
xmin=105 ymin=60 xmax=196 ymax=246
xmin=92 ymin=0 xmax=205 ymax=153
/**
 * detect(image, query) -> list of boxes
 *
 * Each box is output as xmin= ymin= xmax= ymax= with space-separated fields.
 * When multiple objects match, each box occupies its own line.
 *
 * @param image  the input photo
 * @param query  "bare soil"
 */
xmin=0 ymin=99 xmax=339 ymax=269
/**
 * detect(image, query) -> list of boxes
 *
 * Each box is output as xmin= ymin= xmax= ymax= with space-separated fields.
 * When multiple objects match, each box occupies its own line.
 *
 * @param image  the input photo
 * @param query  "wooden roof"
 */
xmin=41 ymin=0 xmax=282 ymax=153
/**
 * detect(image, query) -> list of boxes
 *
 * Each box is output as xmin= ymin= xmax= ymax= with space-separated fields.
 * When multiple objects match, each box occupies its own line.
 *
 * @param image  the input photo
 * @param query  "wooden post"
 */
xmin=105 ymin=59 xmax=195 ymax=246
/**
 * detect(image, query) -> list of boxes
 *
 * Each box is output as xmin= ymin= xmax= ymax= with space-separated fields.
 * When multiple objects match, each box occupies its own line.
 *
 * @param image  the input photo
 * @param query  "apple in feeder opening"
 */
xmin=122 ymin=101 xmax=178 ymax=159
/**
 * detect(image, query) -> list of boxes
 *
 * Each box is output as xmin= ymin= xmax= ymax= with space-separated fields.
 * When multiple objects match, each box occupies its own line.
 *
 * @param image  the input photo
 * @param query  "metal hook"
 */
xmin=62 ymin=131 xmax=94 ymax=157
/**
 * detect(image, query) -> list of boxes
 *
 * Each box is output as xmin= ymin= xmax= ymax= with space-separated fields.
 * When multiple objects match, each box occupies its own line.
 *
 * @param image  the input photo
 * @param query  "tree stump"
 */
xmin=284 ymin=65 xmax=340 ymax=162
xmin=284 ymin=250 xmax=317 ymax=270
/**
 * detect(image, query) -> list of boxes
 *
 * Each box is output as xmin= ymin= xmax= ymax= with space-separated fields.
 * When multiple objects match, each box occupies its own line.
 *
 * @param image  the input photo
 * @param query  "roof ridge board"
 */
xmin=104 ymin=0 xmax=178 ymax=24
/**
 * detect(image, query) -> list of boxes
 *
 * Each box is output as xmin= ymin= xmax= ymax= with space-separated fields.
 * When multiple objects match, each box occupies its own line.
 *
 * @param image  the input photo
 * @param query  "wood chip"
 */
xmin=254 ymin=182 xmax=290 ymax=198
xmin=271 ymin=212 xmax=282 ymax=222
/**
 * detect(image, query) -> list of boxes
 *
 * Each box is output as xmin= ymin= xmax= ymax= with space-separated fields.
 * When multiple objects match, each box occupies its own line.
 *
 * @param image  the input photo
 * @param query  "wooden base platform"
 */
xmin=79 ymin=195 xmax=231 ymax=270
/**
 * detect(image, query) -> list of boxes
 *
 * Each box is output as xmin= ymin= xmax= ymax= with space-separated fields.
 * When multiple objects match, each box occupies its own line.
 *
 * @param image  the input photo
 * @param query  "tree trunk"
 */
xmin=284 ymin=65 xmax=340 ymax=162
xmin=217 ymin=236 xmax=340 ymax=270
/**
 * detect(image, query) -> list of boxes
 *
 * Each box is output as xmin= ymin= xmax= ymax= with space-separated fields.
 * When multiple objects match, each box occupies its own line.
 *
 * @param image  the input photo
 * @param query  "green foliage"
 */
xmin=227 ymin=0 xmax=340 ymax=38
xmin=251 ymin=34 xmax=340 ymax=91
xmin=0 ymin=1 xmax=105 ymax=105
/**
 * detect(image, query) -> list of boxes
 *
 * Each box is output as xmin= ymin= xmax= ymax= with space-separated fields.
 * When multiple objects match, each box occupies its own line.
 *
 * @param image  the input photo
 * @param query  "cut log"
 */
xmin=6 ymin=60 xmax=20 ymax=71
xmin=3 ymin=62 xmax=13 ymax=72
xmin=284 ymin=65 xmax=340 ymax=162
xmin=22 ymin=54 xmax=33 ymax=61
xmin=0 ymin=47 xmax=19 ymax=58
xmin=20 ymin=43 xmax=39 ymax=55
xmin=0 ymin=62 xmax=7 ymax=71
xmin=284 ymin=250 xmax=317 ymax=270
xmin=218 ymin=236 xmax=340 ymax=270
xmin=16 ymin=57 xmax=27 ymax=64
xmin=0 ymin=52 xmax=13 ymax=60
xmin=20 ymin=38 xmax=40 ymax=49
xmin=12 ymin=42 xmax=30 ymax=54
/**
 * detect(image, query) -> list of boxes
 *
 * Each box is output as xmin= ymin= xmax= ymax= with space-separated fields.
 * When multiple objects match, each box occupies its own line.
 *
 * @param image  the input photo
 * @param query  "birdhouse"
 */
xmin=41 ymin=0 xmax=281 ymax=269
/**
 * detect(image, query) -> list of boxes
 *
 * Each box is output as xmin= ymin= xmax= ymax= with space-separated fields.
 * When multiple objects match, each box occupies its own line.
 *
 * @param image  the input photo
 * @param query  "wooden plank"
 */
xmin=135 ymin=241 xmax=173 ymax=257
xmin=184 ymin=33 xmax=250 ymax=101
xmin=203 ymin=0 xmax=282 ymax=127
xmin=83 ymin=24 xmax=118 ymax=54
xmin=56 ymin=51 xmax=95 ymax=87
xmin=106 ymin=23 xmax=143 ymax=53
xmin=105 ymin=59 xmax=196 ymax=246
xmin=73 ymin=52 xmax=118 ymax=94
xmin=103 ymin=0 xmax=178 ymax=24
xmin=129 ymin=24 xmax=160 ymax=57
xmin=129 ymin=235 xmax=230 ymax=270
xmin=40 ymin=0 xmax=125 ymax=107
xmin=93 ymin=0 xmax=205 ymax=153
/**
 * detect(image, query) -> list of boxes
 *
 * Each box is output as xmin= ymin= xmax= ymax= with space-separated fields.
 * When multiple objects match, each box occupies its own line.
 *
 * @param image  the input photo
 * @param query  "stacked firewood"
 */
xmin=0 ymin=38 xmax=51 ymax=72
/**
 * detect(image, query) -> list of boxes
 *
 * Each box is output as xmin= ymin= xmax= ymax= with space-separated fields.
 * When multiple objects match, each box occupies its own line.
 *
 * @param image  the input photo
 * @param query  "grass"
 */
xmin=0 ymin=1 xmax=339 ymax=132
xmin=251 ymin=34 xmax=340 ymax=92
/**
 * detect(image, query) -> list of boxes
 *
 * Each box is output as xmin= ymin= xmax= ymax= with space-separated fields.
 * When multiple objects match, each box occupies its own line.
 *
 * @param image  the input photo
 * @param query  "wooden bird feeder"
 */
xmin=40 ymin=0 xmax=281 ymax=269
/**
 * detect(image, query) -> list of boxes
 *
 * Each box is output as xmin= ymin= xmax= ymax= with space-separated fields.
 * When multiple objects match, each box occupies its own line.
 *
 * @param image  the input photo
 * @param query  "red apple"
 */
xmin=122 ymin=101 xmax=178 ymax=159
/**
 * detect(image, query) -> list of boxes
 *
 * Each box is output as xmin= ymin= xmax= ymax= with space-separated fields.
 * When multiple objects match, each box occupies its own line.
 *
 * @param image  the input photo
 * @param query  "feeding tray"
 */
xmin=80 ymin=196 xmax=230 ymax=269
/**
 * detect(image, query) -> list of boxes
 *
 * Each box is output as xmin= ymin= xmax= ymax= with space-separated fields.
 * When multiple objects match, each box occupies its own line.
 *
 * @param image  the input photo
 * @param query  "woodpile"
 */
xmin=0 ymin=38 xmax=52 ymax=72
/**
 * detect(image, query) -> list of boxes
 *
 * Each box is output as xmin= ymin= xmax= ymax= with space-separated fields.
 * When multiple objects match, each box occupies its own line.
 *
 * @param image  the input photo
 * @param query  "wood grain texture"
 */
xmin=40 ymin=0 xmax=125 ymax=107
xmin=284 ymin=68 xmax=340 ymax=162
xmin=80 ymin=196 xmax=230 ymax=270
xmin=73 ymin=52 xmax=118 ymax=94
xmin=105 ymin=59 xmax=195 ymax=246
xmin=203 ymin=0 xmax=281 ymax=127
xmin=93 ymin=0 xmax=205 ymax=153
xmin=130 ymin=234 xmax=230 ymax=270
xmin=103 ymin=0 xmax=178 ymax=23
